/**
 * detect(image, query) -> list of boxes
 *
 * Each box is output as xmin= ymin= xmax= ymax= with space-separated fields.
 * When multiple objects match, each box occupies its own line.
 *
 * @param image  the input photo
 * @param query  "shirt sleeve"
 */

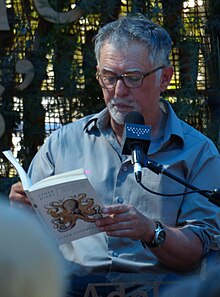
xmin=27 ymin=129 xmax=59 ymax=183
xmin=177 ymin=147 xmax=220 ymax=255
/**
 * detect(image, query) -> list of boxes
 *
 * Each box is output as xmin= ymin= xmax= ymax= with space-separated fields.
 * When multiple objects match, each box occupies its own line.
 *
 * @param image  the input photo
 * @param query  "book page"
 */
xmin=29 ymin=168 xmax=86 ymax=191
xmin=2 ymin=150 xmax=32 ymax=190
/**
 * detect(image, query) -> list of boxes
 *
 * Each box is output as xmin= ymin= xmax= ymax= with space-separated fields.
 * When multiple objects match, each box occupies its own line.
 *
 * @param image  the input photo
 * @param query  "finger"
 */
xmin=9 ymin=182 xmax=31 ymax=205
xmin=9 ymin=191 xmax=25 ymax=201
xmin=9 ymin=193 xmax=31 ymax=205
xmin=100 ymin=221 xmax=140 ymax=240
xmin=106 ymin=229 xmax=137 ymax=239
xmin=96 ymin=212 xmax=132 ymax=230
xmin=9 ymin=182 xmax=24 ymax=194
xmin=102 ymin=204 xmax=129 ymax=215
xmin=96 ymin=215 xmax=115 ymax=227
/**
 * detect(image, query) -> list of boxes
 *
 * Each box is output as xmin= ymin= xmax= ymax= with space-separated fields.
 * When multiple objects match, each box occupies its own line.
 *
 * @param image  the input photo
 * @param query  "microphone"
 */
xmin=121 ymin=111 xmax=151 ymax=183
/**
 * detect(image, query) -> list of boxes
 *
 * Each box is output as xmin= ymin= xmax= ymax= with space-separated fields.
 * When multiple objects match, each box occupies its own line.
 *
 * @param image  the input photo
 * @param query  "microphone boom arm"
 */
xmin=144 ymin=158 xmax=220 ymax=207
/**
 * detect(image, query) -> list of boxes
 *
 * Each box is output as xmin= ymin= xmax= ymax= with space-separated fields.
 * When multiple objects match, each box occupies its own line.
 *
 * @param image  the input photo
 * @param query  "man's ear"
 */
xmin=160 ymin=66 xmax=173 ymax=92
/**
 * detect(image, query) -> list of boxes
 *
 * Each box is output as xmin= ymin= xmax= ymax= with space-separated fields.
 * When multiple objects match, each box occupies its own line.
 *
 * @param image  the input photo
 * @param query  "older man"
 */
xmin=9 ymin=14 xmax=220 ymax=296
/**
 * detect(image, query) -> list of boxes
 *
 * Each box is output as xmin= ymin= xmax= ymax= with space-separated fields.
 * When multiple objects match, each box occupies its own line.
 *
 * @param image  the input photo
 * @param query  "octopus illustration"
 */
xmin=45 ymin=193 xmax=103 ymax=232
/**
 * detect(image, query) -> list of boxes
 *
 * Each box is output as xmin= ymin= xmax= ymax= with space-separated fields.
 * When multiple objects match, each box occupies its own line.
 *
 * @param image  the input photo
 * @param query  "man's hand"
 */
xmin=95 ymin=203 xmax=203 ymax=272
xmin=9 ymin=182 xmax=31 ymax=207
xmin=95 ymin=204 xmax=155 ymax=242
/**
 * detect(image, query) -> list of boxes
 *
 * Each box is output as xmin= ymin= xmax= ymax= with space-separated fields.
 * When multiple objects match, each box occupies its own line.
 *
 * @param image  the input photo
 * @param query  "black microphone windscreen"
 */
xmin=124 ymin=111 xmax=145 ymax=125
xmin=121 ymin=111 xmax=151 ymax=155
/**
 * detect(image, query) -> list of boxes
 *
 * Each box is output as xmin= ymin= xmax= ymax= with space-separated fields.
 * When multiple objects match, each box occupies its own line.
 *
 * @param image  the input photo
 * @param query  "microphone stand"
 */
xmin=143 ymin=157 xmax=220 ymax=207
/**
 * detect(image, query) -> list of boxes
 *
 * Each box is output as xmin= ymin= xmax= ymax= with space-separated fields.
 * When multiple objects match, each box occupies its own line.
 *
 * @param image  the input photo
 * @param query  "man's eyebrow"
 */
xmin=124 ymin=68 xmax=143 ymax=73
xmin=100 ymin=68 xmax=116 ymax=73
xmin=100 ymin=67 xmax=143 ymax=74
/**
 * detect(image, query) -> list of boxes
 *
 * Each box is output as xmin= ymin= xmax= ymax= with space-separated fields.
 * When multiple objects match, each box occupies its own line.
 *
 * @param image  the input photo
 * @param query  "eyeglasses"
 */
xmin=96 ymin=66 xmax=164 ymax=89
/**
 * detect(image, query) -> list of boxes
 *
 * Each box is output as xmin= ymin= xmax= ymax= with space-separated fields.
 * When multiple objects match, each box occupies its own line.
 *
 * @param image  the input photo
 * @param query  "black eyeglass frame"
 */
xmin=96 ymin=65 xmax=165 ymax=89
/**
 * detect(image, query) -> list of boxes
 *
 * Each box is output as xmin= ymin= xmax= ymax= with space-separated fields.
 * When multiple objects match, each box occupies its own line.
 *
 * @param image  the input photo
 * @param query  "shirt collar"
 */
xmin=160 ymin=98 xmax=184 ymax=145
xmin=83 ymin=108 xmax=110 ymax=133
xmin=83 ymin=99 xmax=184 ymax=148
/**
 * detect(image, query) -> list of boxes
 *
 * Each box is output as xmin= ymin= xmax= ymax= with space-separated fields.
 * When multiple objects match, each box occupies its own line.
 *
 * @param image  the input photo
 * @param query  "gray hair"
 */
xmin=94 ymin=14 xmax=172 ymax=67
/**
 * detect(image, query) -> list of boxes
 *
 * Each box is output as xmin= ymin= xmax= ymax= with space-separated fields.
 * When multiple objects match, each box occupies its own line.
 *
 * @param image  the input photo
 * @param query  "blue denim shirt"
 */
xmin=28 ymin=98 xmax=220 ymax=281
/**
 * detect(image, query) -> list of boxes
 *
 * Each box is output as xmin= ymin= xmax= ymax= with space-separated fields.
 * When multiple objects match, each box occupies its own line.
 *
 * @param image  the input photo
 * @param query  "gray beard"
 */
xmin=107 ymin=97 xmax=141 ymax=125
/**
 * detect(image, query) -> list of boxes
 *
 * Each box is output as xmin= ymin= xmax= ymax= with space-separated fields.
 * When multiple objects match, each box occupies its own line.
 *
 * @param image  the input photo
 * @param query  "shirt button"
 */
xmin=117 ymin=197 xmax=124 ymax=204
xmin=122 ymin=166 xmax=128 ymax=172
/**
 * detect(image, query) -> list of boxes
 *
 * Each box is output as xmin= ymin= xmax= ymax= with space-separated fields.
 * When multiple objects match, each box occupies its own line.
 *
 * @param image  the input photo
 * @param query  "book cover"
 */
xmin=3 ymin=150 xmax=105 ymax=245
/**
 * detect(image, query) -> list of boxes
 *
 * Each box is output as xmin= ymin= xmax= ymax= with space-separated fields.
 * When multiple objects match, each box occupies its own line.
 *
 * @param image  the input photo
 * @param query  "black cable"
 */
xmin=139 ymin=181 xmax=212 ymax=197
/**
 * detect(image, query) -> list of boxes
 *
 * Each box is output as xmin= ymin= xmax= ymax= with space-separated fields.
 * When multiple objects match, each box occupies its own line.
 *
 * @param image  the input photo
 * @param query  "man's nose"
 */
xmin=114 ymin=77 xmax=129 ymax=97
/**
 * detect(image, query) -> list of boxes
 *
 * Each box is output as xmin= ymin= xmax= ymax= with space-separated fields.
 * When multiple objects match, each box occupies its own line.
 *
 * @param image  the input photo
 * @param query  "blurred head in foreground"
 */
xmin=0 ymin=204 xmax=65 ymax=297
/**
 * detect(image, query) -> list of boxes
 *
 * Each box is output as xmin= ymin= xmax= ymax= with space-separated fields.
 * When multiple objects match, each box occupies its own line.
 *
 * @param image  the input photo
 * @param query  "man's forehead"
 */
xmin=100 ymin=40 xmax=148 ymax=53
xmin=98 ymin=44 xmax=150 ymax=73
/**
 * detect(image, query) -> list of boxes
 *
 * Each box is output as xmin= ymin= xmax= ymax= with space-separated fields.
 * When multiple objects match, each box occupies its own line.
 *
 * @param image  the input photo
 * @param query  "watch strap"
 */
xmin=141 ymin=220 xmax=166 ymax=248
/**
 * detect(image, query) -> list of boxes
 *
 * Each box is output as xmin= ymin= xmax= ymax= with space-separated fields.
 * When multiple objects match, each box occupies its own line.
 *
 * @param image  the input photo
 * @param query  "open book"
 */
xmin=3 ymin=150 xmax=105 ymax=245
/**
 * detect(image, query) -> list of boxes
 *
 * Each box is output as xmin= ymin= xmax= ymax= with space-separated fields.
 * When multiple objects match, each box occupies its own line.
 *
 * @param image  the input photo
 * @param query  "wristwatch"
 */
xmin=141 ymin=220 xmax=166 ymax=248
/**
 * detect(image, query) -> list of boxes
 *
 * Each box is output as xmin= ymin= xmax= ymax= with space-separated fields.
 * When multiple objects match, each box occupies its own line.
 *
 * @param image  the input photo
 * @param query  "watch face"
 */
xmin=155 ymin=229 xmax=166 ymax=246
xmin=156 ymin=230 xmax=166 ymax=246
xmin=141 ymin=221 xmax=166 ymax=248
